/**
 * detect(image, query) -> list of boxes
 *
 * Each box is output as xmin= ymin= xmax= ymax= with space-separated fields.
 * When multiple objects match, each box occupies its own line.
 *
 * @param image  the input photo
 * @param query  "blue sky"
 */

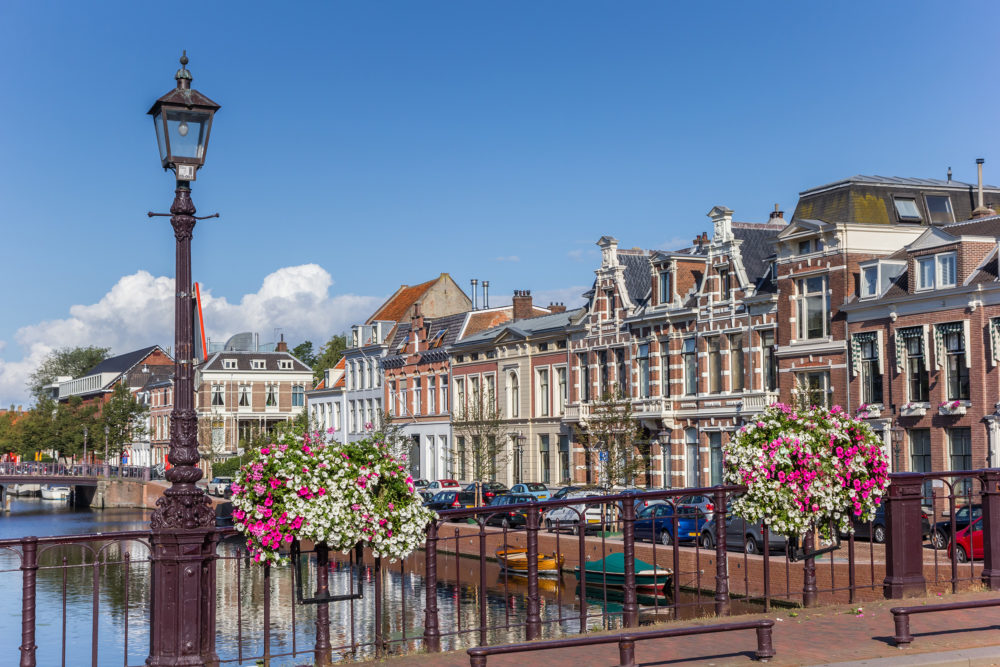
xmin=1 ymin=1 xmax=999 ymax=406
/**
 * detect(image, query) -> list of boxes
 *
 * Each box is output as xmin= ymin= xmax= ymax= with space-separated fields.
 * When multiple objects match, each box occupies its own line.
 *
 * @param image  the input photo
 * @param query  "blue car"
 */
xmin=634 ymin=502 xmax=706 ymax=546
xmin=509 ymin=482 xmax=550 ymax=501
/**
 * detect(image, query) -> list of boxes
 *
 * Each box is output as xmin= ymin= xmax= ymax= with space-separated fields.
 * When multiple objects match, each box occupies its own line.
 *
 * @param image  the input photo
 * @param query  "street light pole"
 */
xmin=146 ymin=52 xmax=221 ymax=667
xmin=82 ymin=427 xmax=88 ymax=467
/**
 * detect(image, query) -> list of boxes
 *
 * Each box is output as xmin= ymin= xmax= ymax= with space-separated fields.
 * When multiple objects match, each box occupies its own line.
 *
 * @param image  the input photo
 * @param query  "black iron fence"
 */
xmin=7 ymin=469 xmax=1000 ymax=665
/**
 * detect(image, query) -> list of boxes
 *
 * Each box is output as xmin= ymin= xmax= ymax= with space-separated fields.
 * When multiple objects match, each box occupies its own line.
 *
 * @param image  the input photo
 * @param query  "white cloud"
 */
xmin=0 ymin=265 xmax=383 ymax=407
xmin=493 ymin=255 xmax=520 ymax=262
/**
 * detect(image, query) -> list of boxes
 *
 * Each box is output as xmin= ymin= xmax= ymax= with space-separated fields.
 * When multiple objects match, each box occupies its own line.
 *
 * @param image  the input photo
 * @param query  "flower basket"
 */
xmin=937 ymin=402 xmax=966 ymax=417
xmin=899 ymin=404 xmax=927 ymax=418
xmin=230 ymin=427 xmax=436 ymax=566
xmin=856 ymin=404 xmax=881 ymax=419
xmin=724 ymin=404 xmax=890 ymax=541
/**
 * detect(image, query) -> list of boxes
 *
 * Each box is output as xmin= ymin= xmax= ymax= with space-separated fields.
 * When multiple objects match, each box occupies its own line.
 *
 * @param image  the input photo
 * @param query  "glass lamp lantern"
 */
xmin=148 ymin=52 xmax=220 ymax=181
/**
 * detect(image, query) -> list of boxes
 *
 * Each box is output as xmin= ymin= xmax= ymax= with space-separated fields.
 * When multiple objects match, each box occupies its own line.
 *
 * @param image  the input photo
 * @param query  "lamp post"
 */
xmin=104 ymin=424 xmax=110 ymax=477
xmin=515 ymin=435 xmax=526 ymax=484
xmin=146 ymin=52 xmax=221 ymax=667
xmin=82 ymin=427 xmax=88 ymax=468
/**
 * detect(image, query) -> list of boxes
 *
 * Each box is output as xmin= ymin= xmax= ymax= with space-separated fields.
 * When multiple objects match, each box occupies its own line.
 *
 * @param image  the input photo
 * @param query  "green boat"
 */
xmin=573 ymin=552 xmax=672 ymax=593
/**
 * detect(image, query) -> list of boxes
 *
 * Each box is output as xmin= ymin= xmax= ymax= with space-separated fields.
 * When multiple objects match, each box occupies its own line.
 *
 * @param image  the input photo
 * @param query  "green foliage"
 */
xmin=290 ymin=341 xmax=317 ymax=367
xmin=311 ymin=334 xmax=347 ymax=383
xmin=451 ymin=387 xmax=508 ymax=481
xmin=0 ymin=411 xmax=22 ymax=456
xmin=572 ymin=385 xmax=645 ymax=489
xmin=27 ymin=346 xmax=110 ymax=402
xmin=212 ymin=452 xmax=253 ymax=478
xmin=52 ymin=396 xmax=100 ymax=461
xmin=100 ymin=382 xmax=148 ymax=459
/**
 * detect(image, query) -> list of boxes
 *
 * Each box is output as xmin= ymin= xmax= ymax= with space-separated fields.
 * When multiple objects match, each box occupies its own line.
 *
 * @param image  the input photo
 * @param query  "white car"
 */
xmin=208 ymin=477 xmax=233 ymax=497
xmin=543 ymin=490 xmax=610 ymax=535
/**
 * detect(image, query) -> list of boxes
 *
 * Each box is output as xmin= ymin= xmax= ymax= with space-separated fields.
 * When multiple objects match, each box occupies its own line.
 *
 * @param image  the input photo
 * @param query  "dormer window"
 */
xmin=251 ymin=359 xmax=266 ymax=370
xmin=279 ymin=360 xmax=293 ymax=370
xmin=916 ymin=252 xmax=957 ymax=290
xmin=223 ymin=359 xmax=237 ymax=370
xmin=658 ymin=270 xmax=671 ymax=305
xmin=926 ymin=195 xmax=954 ymax=224
xmin=798 ymin=240 xmax=811 ymax=254
xmin=861 ymin=266 xmax=879 ymax=298
xmin=718 ymin=267 xmax=731 ymax=300
xmin=894 ymin=197 xmax=922 ymax=222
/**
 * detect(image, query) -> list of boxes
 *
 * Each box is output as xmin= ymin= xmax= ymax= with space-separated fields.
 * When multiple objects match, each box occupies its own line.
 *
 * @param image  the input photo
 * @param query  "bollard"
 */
xmin=423 ymin=520 xmax=441 ymax=652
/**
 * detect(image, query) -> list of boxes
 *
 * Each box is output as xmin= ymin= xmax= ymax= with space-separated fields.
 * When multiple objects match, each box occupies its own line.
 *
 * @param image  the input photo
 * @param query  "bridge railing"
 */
xmin=0 ymin=462 xmax=150 ymax=480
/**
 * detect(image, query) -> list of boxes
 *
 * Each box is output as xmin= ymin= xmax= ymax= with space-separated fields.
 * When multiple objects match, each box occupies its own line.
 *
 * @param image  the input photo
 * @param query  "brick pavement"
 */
xmin=368 ymin=590 xmax=1000 ymax=667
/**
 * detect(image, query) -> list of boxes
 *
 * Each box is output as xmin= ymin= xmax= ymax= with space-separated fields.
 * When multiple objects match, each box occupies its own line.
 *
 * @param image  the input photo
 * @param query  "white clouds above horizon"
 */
xmin=0 ymin=265 xmax=383 ymax=407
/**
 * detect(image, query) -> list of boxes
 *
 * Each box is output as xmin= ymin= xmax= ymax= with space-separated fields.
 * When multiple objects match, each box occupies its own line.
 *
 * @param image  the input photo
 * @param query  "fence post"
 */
xmin=423 ymin=519 xmax=441 ymax=652
xmin=525 ymin=506 xmax=542 ymax=640
xmin=19 ymin=536 xmax=37 ymax=667
xmin=713 ymin=488 xmax=730 ymax=616
xmin=621 ymin=499 xmax=638 ymax=628
xmin=883 ymin=472 xmax=927 ymax=598
xmin=980 ymin=469 xmax=1000 ymax=590
xmin=314 ymin=545 xmax=331 ymax=666
xmin=801 ymin=532 xmax=817 ymax=607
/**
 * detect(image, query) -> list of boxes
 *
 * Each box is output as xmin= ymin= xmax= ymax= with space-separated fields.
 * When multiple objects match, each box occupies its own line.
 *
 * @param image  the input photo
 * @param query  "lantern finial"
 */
xmin=175 ymin=50 xmax=192 ymax=88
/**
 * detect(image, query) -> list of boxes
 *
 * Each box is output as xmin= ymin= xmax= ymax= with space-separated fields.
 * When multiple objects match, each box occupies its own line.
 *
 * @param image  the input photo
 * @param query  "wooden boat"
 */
xmin=40 ymin=485 xmax=70 ymax=501
xmin=573 ymin=552 xmax=672 ymax=593
xmin=495 ymin=547 xmax=565 ymax=578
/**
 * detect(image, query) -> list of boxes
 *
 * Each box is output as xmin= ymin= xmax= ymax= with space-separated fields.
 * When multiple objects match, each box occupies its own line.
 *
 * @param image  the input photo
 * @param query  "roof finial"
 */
xmin=175 ymin=50 xmax=192 ymax=88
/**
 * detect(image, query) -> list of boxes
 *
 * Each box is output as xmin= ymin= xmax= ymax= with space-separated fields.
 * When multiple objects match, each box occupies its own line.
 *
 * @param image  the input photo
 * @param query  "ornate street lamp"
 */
xmin=146 ymin=52 xmax=221 ymax=667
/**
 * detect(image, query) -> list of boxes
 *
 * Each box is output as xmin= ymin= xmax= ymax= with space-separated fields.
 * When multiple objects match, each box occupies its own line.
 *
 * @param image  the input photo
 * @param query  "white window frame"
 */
xmin=238 ymin=384 xmax=251 ymax=407
xmin=251 ymin=359 xmax=266 ymax=370
xmin=428 ymin=375 xmax=436 ymax=414
xmin=265 ymin=383 xmax=278 ymax=407
xmin=861 ymin=265 xmax=879 ymax=298
xmin=537 ymin=368 xmax=550 ymax=416
xmin=223 ymin=359 xmax=237 ymax=370
xmin=279 ymin=360 xmax=293 ymax=370
xmin=556 ymin=366 xmax=567 ymax=415
xmin=211 ymin=383 xmax=224 ymax=407
xmin=796 ymin=275 xmax=830 ymax=340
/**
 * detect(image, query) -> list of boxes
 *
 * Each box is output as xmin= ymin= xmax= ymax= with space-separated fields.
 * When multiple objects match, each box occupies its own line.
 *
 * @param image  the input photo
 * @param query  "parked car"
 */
xmin=634 ymin=503 xmax=707 ymax=546
xmin=464 ymin=481 xmax=509 ymax=504
xmin=417 ymin=489 xmax=435 ymax=503
xmin=412 ymin=479 xmax=430 ymax=489
xmin=700 ymin=501 xmax=788 ymax=554
xmin=423 ymin=490 xmax=478 ymax=516
xmin=841 ymin=505 xmax=931 ymax=544
xmin=426 ymin=479 xmax=460 ymax=491
xmin=931 ymin=504 xmax=982 ymax=550
xmin=509 ymin=482 xmax=550 ymax=500
xmin=552 ymin=485 xmax=602 ymax=501
xmin=207 ymin=477 xmax=233 ymax=497
xmin=543 ymin=489 xmax=609 ymax=534
xmin=675 ymin=494 xmax=718 ymax=518
xmin=950 ymin=517 xmax=983 ymax=563
xmin=484 ymin=494 xmax=541 ymax=529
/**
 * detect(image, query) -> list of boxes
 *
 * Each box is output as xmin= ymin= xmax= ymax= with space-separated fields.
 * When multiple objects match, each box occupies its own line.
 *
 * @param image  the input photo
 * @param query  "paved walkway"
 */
xmin=370 ymin=590 xmax=1000 ymax=667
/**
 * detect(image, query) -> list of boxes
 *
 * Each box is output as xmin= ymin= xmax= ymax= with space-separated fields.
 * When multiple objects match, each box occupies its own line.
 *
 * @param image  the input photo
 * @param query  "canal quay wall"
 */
xmin=93 ymin=479 xmax=228 ymax=510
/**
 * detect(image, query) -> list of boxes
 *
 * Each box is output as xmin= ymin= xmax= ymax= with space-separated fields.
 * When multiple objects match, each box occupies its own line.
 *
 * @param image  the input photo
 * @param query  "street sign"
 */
xmin=599 ymin=451 xmax=608 ymax=462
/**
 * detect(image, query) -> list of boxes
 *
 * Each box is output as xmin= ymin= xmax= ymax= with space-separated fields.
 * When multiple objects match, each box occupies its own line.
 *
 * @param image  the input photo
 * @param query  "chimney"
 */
xmin=471 ymin=279 xmax=478 ymax=310
xmin=411 ymin=302 xmax=424 ymax=350
xmin=275 ymin=333 xmax=288 ymax=352
xmin=947 ymin=166 xmax=952 ymax=182
xmin=483 ymin=280 xmax=490 ymax=309
xmin=548 ymin=302 xmax=567 ymax=313
xmin=769 ymin=204 xmax=785 ymax=223
xmin=972 ymin=158 xmax=997 ymax=218
xmin=512 ymin=290 xmax=533 ymax=320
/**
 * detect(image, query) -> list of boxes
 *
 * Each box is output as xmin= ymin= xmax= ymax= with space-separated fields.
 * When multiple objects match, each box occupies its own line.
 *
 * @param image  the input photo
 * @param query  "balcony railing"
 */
xmin=739 ymin=391 xmax=779 ymax=412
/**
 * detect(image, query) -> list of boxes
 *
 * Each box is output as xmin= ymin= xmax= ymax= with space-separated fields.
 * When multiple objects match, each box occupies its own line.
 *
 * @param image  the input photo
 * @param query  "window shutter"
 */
xmin=850 ymin=334 xmax=862 ymax=377
xmin=963 ymin=319 xmax=972 ymax=368
xmin=876 ymin=330 xmax=884 ymax=374
xmin=932 ymin=323 xmax=943 ymax=370
xmin=894 ymin=328 xmax=905 ymax=372
xmin=991 ymin=318 xmax=1000 ymax=367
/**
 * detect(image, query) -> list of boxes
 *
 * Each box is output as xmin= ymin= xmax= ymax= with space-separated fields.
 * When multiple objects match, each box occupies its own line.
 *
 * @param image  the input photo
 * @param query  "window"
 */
xmin=708 ymin=337 xmax=722 ymax=393
xmin=683 ymin=338 xmax=697 ymax=395
xmin=950 ymin=428 xmax=972 ymax=495
xmin=637 ymin=344 xmax=650 ymax=398
xmin=559 ymin=435 xmax=570 ymax=483
xmin=238 ymin=385 xmax=250 ymax=407
xmin=455 ymin=378 xmax=465 ymax=417
xmin=615 ymin=348 xmax=627 ymax=394
xmin=427 ymin=376 xmax=436 ymax=413
xmin=578 ymin=353 xmax=591 ymax=402
xmin=333 ymin=402 xmax=341 ymax=430
xmin=718 ymin=267 xmax=731 ymax=300
xmin=292 ymin=385 xmax=304 ymax=407
xmin=508 ymin=371 xmax=519 ymax=418
xmin=659 ymin=270 xmax=671 ymax=305
xmin=485 ymin=375 xmax=496 ymax=408
xmin=909 ymin=429 xmax=933 ymax=501
xmin=858 ymin=334 xmax=883 ymax=404
xmin=539 ymin=435 xmax=551 ymax=484
xmin=367 ymin=359 xmax=374 ymax=388
xmin=537 ymin=368 xmax=550 ymax=416
xmin=685 ymin=428 xmax=700 ymax=488
xmin=709 ymin=432 xmax=723 ymax=485
xmin=349 ymin=401 xmax=356 ymax=433
xmin=598 ymin=350 xmax=609 ymax=396
xmin=894 ymin=197 xmax=921 ymax=221
xmin=798 ymin=240 xmax=811 ymax=254
xmin=761 ymin=330 xmax=777 ymax=391
xmin=366 ymin=399 xmax=374 ymax=429
xmin=901 ymin=327 xmax=929 ymax=402
xmin=439 ymin=375 xmax=447 ymax=412
xmin=388 ymin=381 xmax=396 ymax=414
xmin=926 ymin=195 xmax=954 ymax=224
xmin=729 ymin=334 xmax=744 ymax=392
xmin=862 ymin=266 xmax=878 ymax=298
xmin=796 ymin=275 xmax=830 ymax=339
xmin=916 ymin=252 xmax=956 ymax=290
xmin=414 ymin=377 xmax=422 ymax=415
xmin=265 ymin=384 xmax=277 ymax=407
xmin=470 ymin=376 xmax=481 ymax=409
xmin=211 ymin=384 xmax=224 ymax=407
xmin=251 ymin=359 xmax=265 ymax=370
xmin=660 ymin=346 xmax=670 ymax=397
xmin=796 ymin=371 xmax=829 ymax=409
xmin=943 ymin=326 xmax=970 ymax=401
xmin=279 ymin=360 xmax=293 ymax=370
xmin=457 ymin=437 xmax=466 ymax=479
xmin=661 ymin=441 xmax=672 ymax=489
xmin=223 ymin=359 xmax=237 ymax=370
xmin=556 ymin=367 xmax=567 ymax=415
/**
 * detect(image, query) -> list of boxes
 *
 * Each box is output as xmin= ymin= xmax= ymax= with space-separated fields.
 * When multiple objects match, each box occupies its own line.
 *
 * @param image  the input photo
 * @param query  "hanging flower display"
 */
xmin=723 ymin=403 xmax=890 ymax=540
xmin=230 ymin=427 xmax=435 ymax=565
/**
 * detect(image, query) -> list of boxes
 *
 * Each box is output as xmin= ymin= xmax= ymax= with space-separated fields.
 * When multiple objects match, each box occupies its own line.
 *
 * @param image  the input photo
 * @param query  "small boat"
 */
xmin=40 ymin=485 xmax=70 ymax=501
xmin=573 ymin=552 xmax=672 ymax=593
xmin=496 ymin=548 xmax=565 ymax=578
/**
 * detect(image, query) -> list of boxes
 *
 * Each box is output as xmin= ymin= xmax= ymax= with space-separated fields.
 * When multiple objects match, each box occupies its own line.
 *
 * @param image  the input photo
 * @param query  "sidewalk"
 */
xmin=370 ymin=590 xmax=1000 ymax=667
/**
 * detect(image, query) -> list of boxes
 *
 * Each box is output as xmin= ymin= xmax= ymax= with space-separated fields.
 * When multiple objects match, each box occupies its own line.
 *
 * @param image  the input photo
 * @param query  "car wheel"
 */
xmin=745 ymin=536 xmax=760 ymax=555
xmin=502 ymin=517 xmax=510 ymax=529
xmin=660 ymin=529 xmax=672 ymax=546
xmin=955 ymin=544 xmax=969 ymax=564
xmin=932 ymin=530 xmax=947 ymax=550
xmin=700 ymin=532 xmax=714 ymax=549
xmin=872 ymin=524 xmax=887 ymax=544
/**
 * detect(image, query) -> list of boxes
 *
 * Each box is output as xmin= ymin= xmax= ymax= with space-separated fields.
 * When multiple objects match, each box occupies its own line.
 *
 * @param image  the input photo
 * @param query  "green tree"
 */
xmin=17 ymin=399 xmax=58 ymax=459
xmin=572 ymin=385 xmax=645 ymax=490
xmin=290 ymin=341 xmax=317 ymax=367
xmin=27 ymin=346 xmax=110 ymax=402
xmin=451 ymin=387 xmax=509 ymax=482
xmin=311 ymin=334 xmax=347 ymax=383
xmin=0 ymin=411 xmax=22 ymax=456
xmin=51 ymin=396 xmax=100 ymax=462
xmin=100 ymin=383 xmax=148 ymax=460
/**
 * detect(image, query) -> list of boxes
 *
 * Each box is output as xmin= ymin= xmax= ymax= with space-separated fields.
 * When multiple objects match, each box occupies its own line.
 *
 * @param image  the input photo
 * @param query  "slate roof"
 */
xmin=365 ymin=278 xmax=437 ymax=324
xmin=618 ymin=251 xmax=652 ymax=306
xmin=801 ymin=175 xmax=999 ymax=194
xmin=942 ymin=216 xmax=1000 ymax=238
xmin=200 ymin=351 xmax=311 ymax=373
xmin=453 ymin=308 xmax=583 ymax=347
xmin=84 ymin=345 xmax=165 ymax=376
xmin=970 ymin=252 xmax=999 ymax=285
xmin=733 ymin=222 xmax=784 ymax=282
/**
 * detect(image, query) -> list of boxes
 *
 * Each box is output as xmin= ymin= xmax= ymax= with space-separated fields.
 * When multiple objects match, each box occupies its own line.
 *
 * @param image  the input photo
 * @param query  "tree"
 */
xmin=291 ymin=340 xmax=317 ymax=367
xmin=27 ymin=346 xmax=110 ymax=402
xmin=17 ymin=399 xmax=58 ymax=459
xmin=376 ymin=409 xmax=411 ymax=462
xmin=100 ymin=382 xmax=148 ymax=461
xmin=572 ymin=385 xmax=646 ymax=490
xmin=0 ymin=411 xmax=22 ymax=457
xmin=51 ymin=396 xmax=100 ymax=462
xmin=311 ymin=334 xmax=347 ymax=383
xmin=451 ymin=387 xmax=509 ymax=482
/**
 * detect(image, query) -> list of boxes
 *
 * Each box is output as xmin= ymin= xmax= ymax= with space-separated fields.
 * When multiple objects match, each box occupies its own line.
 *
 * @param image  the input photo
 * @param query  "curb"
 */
xmin=810 ymin=645 xmax=1000 ymax=667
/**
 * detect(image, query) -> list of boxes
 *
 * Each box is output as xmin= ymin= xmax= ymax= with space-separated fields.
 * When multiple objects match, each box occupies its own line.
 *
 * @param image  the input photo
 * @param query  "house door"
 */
xmin=409 ymin=436 xmax=421 ymax=478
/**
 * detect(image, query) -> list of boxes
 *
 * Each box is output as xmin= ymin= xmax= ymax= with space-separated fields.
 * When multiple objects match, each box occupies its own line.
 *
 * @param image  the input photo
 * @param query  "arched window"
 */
xmin=507 ymin=371 xmax=519 ymax=418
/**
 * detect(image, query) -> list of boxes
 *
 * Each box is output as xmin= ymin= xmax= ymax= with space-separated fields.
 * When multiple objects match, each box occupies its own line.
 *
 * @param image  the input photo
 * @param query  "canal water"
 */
xmin=0 ymin=498 xmax=761 ymax=666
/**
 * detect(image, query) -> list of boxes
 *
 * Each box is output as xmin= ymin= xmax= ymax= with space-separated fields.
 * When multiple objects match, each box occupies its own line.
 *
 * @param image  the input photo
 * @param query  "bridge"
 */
xmin=0 ymin=462 xmax=151 ymax=486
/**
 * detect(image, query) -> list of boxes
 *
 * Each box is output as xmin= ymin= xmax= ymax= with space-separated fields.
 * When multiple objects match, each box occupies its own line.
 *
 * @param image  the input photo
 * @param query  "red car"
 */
xmin=426 ymin=479 xmax=460 ymax=491
xmin=949 ymin=517 xmax=983 ymax=563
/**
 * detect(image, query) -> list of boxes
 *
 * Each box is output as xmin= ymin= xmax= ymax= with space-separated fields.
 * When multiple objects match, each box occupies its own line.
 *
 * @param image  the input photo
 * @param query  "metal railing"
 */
xmin=0 ymin=462 xmax=151 ymax=480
